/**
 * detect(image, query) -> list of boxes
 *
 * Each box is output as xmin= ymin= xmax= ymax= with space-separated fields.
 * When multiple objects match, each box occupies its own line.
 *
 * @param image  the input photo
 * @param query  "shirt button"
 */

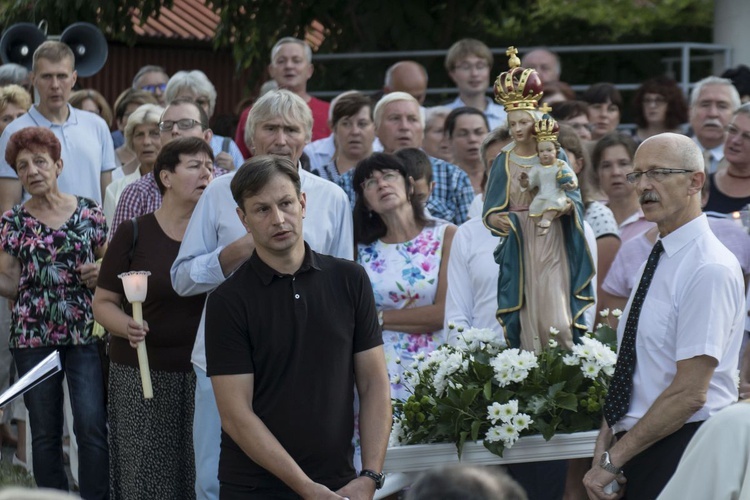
xmin=295 ymin=294 xmax=300 ymax=299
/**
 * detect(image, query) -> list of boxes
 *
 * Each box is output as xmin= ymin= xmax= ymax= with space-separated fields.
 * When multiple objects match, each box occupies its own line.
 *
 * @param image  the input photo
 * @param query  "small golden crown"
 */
xmin=493 ymin=46 xmax=544 ymax=112
xmin=533 ymin=114 xmax=560 ymax=143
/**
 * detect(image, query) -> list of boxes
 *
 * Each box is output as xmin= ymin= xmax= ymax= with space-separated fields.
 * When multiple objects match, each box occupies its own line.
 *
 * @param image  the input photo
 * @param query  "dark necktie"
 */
xmin=603 ymin=240 xmax=665 ymax=428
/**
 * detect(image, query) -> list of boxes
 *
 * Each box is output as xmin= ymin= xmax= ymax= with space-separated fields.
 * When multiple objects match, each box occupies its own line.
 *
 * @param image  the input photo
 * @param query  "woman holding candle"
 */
xmin=93 ymin=137 xmax=214 ymax=499
xmin=0 ymin=126 xmax=109 ymax=497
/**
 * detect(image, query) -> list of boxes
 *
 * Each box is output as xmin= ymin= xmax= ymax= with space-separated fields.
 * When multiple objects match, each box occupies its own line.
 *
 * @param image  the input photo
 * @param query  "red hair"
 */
xmin=5 ymin=127 xmax=61 ymax=171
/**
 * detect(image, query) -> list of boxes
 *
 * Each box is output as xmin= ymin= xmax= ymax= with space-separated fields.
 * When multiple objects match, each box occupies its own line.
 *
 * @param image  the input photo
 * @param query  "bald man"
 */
xmin=583 ymin=133 xmax=745 ymax=500
xmin=521 ymin=48 xmax=560 ymax=84
xmin=383 ymin=61 xmax=428 ymax=104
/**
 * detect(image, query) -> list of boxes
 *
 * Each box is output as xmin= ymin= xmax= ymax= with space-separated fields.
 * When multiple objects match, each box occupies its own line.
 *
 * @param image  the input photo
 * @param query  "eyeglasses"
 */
xmin=361 ymin=171 xmax=400 ymax=191
xmin=141 ymin=83 xmax=167 ymax=93
xmin=625 ymin=168 xmax=693 ymax=184
xmin=158 ymin=119 xmax=202 ymax=132
xmin=726 ymin=125 xmax=750 ymax=144
xmin=454 ymin=62 xmax=489 ymax=72
xmin=643 ymin=96 xmax=667 ymax=106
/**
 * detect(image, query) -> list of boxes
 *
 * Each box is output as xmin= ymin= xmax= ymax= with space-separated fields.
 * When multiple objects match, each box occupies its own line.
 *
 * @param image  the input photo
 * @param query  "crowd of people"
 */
xmin=0 ymin=33 xmax=748 ymax=500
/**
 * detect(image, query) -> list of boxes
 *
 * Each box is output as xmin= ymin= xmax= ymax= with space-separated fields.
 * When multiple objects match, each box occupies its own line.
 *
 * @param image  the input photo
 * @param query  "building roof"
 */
xmin=131 ymin=0 xmax=219 ymax=42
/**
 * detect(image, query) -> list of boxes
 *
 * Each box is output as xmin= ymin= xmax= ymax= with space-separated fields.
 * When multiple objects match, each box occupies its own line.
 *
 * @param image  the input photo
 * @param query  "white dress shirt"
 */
xmin=171 ymin=167 xmax=354 ymax=371
xmin=613 ymin=214 xmax=744 ymax=433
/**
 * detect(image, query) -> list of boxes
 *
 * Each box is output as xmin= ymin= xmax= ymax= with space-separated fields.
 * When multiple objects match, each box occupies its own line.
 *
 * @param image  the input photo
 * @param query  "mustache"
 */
xmin=639 ymin=191 xmax=660 ymax=204
xmin=702 ymin=119 xmax=724 ymax=128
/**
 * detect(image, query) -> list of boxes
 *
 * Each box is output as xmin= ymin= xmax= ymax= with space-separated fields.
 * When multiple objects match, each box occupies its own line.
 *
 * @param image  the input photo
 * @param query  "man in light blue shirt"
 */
xmin=0 ymin=41 xmax=115 ymax=213
xmin=171 ymin=89 xmax=352 ymax=500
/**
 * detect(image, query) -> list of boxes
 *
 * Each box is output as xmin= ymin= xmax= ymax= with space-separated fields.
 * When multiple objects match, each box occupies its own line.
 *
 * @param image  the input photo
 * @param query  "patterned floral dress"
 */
xmin=0 ymin=197 xmax=107 ymax=348
xmin=357 ymin=222 xmax=449 ymax=401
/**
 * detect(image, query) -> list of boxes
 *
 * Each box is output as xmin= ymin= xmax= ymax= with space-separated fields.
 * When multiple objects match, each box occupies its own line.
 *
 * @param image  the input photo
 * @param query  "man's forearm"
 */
xmin=219 ymin=234 xmax=255 ymax=277
xmin=357 ymin=379 xmax=392 ymax=472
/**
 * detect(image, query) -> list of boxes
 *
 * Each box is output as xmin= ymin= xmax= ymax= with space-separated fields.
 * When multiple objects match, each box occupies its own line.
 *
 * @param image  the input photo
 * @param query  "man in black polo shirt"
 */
xmin=205 ymin=155 xmax=391 ymax=499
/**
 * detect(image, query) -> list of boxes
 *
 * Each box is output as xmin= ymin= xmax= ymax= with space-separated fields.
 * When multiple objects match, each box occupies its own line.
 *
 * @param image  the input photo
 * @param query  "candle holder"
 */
xmin=118 ymin=271 xmax=153 ymax=399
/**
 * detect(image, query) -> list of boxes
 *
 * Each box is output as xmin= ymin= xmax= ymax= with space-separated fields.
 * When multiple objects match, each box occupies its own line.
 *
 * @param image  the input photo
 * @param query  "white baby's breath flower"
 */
xmin=611 ymin=308 xmax=622 ymax=318
xmin=416 ymin=352 xmax=425 ymax=361
xmin=548 ymin=339 xmax=558 ymax=348
xmin=448 ymin=322 xmax=456 ymax=330
xmin=395 ymin=358 xmax=402 ymax=365
xmin=512 ymin=413 xmax=533 ymax=431
xmin=599 ymin=308 xmax=610 ymax=318
xmin=549 ymin=326 xmax=559 ymax=336
xmin=390 ymin=374 xmax=401 ymax=385
xmin=595 ymin=323 xmax=604 ymax=330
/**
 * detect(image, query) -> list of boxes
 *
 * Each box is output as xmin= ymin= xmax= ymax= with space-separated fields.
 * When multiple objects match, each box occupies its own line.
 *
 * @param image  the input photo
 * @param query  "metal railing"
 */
xmin=310 ymin=42 xmax=733 ymax=99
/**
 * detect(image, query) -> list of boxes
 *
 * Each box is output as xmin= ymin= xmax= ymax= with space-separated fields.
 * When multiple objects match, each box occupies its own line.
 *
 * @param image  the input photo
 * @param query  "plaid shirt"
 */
xmin=337 ymin=156 xmax=473 ymax=225
xmin=110 ymin=167 xmax=229 ymax=240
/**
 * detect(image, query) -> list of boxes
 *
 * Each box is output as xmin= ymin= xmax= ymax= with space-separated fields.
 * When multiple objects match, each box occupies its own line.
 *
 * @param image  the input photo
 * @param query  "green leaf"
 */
xmin=460 ymin=387 xmax=481 ymax=408
xmin=483 ymin=379 xmax=493 ymax=400
xmin=470 ymin=419 xmax=482 ymax=442
xmin=555 ymin=392 xmax=579 ymax=412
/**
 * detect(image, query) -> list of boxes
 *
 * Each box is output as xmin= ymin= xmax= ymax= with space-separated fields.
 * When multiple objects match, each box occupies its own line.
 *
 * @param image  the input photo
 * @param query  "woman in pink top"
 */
xmin=592 ymin=133 xmax=655 ymax=242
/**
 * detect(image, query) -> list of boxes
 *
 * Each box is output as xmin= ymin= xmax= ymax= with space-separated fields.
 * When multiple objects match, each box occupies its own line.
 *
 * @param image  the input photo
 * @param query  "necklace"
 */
xmin=725 ymin=169 xmax=750 ymax=180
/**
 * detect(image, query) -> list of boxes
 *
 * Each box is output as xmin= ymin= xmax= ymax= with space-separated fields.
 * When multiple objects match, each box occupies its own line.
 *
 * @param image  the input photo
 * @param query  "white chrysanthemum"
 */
xmin=510 ymin=369 xmax=529 ymax=383
xmin=416 ymin=352 xmax=426 ymax=361
xmin=549 ymin=326 xmax=560 ymax=336
xmin=548 ymin=339 xmax=558 ymax=348
xmin=485 ymin=425 xmax=504 ymax=443
xmin=389 ymin=419 xmax=405 ymax=446
xmin=487 ymin=402 xmax=504 ymax=424
xmin=562 ymin=354 xmax=579 ymax=366
xmin=599 ymin=308 xmax=610 ymax=318
xmin=611 ymin=308 xmax=622 ymax=318
xmin=581 ymin=360 xmax=601 ymax=379
xmin=494 ymin=369 xmax=513 ymax=387
xmin=495 ymin=401 xmax=518 ymax=423
xmin=499 ymin=423 xmax=520 ymax=447
xmin=516 ymin=350 xmax=539 ymax=370
xmin=603 ymin=364 xmax=615 ymax=376
xmin=512 ymin=413 xmax=533 ymax=431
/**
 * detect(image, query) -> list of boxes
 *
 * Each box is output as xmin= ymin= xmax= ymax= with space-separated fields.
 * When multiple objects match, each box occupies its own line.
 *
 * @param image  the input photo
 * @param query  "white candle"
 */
xmin=119 ymin=271 xmax=153 ymax=399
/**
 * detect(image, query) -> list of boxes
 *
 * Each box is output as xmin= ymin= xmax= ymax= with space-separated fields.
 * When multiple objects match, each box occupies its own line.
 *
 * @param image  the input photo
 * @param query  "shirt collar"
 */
xmin=250 ymin=241 xmax=321 ymax=285
xmin=659 ymin=213 xmax=710 ymax=258
xmin=28 ymin=103 xmax=76 ymax=127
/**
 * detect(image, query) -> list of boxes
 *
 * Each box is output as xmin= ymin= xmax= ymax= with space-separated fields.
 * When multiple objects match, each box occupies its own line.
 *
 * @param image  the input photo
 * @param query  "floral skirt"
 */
xmin=108 ymin=362 xmax=196 ymax=500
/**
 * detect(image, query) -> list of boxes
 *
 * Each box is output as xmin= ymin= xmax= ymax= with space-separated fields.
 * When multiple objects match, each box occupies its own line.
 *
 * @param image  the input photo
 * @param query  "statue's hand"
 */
xmin=557 ymin=200 xmax=574 ymax=216
xmin=488 ymin=212 xmax=511 ymax=233
xmin=562 ymin=181 xmax=577 ymax=191
xmin=519 ymin=172 xmax=530 ymax=188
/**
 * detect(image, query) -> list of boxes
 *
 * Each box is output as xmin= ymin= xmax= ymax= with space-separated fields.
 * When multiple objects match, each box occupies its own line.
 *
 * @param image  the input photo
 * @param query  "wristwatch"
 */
xmin=359 ymin=469 xmax=385 ymax=489
xmin=599 ymin=451 xmax=623 ymax=475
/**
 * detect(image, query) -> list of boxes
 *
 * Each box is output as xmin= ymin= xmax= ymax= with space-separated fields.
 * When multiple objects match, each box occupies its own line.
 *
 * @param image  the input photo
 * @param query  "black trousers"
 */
xmin=616 ymin=421 xmax=703 ymax=500
xmin=220 ymin=482 xmax=301 ymax=499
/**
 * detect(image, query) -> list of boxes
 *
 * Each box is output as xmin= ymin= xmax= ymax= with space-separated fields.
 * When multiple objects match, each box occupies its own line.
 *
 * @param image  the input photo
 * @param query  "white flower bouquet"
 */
xmin=391 ymin=323 xmax=618 ymax=457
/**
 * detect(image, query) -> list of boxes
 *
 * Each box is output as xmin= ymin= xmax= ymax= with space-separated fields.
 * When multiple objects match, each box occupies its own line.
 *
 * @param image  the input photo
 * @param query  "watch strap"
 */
xmin=599 ymin=451 xmax=623 ymax=475
xmin=359 ymin=469 xmax=384 ymax=489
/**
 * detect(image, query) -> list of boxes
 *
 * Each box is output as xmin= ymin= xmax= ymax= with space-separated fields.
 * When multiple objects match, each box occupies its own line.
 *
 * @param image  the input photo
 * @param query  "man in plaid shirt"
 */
xmin=337 ymin=92 xmax=474 ymax=225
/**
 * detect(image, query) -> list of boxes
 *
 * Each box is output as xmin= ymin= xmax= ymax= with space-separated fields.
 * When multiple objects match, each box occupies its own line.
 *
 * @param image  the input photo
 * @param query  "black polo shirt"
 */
xmin=205 ymin=243 xmax=382 ymax=491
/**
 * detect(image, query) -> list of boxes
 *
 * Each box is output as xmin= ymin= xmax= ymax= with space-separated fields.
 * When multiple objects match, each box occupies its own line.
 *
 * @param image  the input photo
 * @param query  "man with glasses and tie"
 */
xmin=583 ymin=133 xmax=745 ymax=500
xmin=444 ymin=39 xmax=506 ymax=130
xmin=110 ymin=97 xmax=225 ymax=236
xmin=133 ymin=65 xmax=170 ymax=106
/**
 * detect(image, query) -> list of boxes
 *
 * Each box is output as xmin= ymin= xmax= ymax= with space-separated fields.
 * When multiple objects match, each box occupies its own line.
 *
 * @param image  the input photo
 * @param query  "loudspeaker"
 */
xmin=0 ymin=23 xmax=46 ymax=70
xmin=61 ymin=22 xmax=108 ymax=78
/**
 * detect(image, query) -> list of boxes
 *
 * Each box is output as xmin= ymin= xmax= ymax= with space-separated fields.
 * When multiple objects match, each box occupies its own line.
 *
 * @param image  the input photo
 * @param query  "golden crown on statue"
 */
xmin=493 ymin=46 xmax=544 ymax=112
xmin=533 ymin=114 xmax=560 ymax=143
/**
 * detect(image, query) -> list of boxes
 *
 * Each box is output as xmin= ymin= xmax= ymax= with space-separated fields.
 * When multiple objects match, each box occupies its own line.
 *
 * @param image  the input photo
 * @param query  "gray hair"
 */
xmin=271 ymin=37 xmax=312 ymax=64
xmin=373 ymin=91 xmax=424 ymax=129
xmin=0 ymin=63 xmax=28 ymax=87
xmin=165 ymin=70 xmax=218 ymax=117
xmin=124 ymin=104 xmax=165 ymax=151
xmin=734 ymin=101 xmax=750 ymax=118
xmin=132 ymin=65 xmax=168 ymax=89
xmin=244 ymin=89 xmax=313 ymax=149
xmin=690 ymin=76 xmax=741 ymax=110
xmin=424 ymin=106 xmax=452 ymax=132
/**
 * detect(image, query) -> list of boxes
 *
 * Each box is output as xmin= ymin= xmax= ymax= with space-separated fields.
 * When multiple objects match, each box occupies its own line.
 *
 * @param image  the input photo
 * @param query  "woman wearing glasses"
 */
xmin=352 ymin=153 xmax=456 ymax=401
xmin=631 ymin=77 xmax=688 ymax=143
xmin=704 ymin=103 xmax=750 ymax=213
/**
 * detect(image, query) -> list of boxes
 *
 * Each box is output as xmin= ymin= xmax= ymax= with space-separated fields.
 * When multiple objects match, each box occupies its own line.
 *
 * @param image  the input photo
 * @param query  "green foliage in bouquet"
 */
xmin=391 ymin=316 xmax=619 ymax=458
